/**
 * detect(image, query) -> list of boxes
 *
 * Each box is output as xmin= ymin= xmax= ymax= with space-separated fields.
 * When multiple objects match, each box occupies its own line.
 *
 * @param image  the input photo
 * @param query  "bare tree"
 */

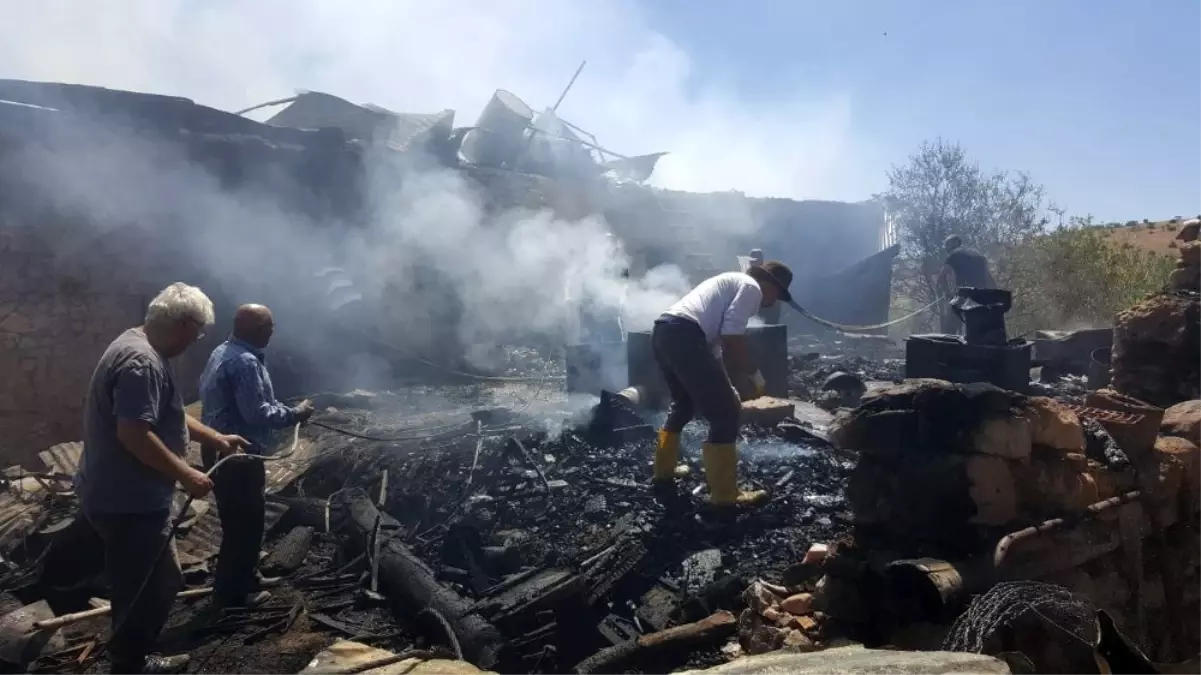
xmin=880 ymin=139 xmax=1049 ymax=328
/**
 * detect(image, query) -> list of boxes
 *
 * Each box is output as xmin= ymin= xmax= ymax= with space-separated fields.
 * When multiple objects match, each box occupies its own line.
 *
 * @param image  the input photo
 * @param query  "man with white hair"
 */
xmin=76 ymin=282 xmax=248 ymax=674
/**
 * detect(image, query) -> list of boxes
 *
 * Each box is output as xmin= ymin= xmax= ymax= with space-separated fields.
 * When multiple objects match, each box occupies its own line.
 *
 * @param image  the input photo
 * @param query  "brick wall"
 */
xmin=0 ymin=224 xmax=222 ymax=467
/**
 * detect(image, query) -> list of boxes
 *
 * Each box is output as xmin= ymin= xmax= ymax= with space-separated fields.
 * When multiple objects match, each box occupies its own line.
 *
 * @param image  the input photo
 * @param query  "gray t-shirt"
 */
xmin=76 ymin=328 xmax=188 ymax=514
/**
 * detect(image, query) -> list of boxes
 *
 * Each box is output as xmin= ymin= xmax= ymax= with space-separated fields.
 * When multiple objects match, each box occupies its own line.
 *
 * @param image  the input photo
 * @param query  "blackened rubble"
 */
xmin=786 ymin=340 xmax=905 ymax=405
xmin=288 ymin=377 xmax=851 ymax=673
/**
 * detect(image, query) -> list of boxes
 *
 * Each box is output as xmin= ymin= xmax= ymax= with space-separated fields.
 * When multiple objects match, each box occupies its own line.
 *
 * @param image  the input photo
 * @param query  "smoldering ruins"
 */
xmin=0 ymin=78 xmax=1196 ymax=675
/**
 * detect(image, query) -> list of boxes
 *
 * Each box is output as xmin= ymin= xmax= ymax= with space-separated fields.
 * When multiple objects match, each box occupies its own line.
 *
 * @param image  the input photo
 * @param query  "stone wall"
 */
xmin=0 ymin=224 xmax=223 ymax=467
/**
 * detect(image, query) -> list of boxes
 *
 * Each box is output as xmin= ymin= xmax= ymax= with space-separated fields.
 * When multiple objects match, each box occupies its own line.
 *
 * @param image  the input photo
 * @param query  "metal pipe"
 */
xmin=234 ymin=95 xmax=300 ymax=116
xmin=551 ymin=61 xmax=587 ymax=113
xmin=993 ymin=490 xmax=1141 ymax=568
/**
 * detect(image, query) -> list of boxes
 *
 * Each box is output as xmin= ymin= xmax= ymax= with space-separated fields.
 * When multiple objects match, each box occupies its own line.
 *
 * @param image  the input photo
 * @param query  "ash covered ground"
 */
xmin=270 ymin=343 xmax=858 ymax=671
xmin=26 ymin=342 xmax=871 ymax=674
xmin=300 ymin=390 xmax=851 ymax=585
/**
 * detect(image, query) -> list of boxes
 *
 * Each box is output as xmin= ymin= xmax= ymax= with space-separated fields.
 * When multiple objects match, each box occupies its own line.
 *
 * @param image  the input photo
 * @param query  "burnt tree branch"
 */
xmin=333 ymin=489 xmax=505 ymax=669
xmin=571 ymin=610 xmax=738 ymax=674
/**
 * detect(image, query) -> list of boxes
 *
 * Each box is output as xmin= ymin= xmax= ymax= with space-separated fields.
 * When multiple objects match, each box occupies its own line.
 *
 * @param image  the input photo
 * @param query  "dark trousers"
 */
xmin=651 ymin=317 xmax=740 ymax=443
xmin=85 ymin=509 xmax=181 ymax=672
xmin=202 ymin=449 xmax=266 ymax=603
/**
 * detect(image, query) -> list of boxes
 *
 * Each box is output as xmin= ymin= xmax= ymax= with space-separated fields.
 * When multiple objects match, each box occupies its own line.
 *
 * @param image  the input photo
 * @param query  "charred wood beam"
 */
xmin=262 ymin=526 xmax=315 ymax=576
xmin=268 ymin=495 xmax=332 ymax=532
xmin=571 ymin=610 xmax=737 ymax=674
xmin=334 ymin=489 xmax=505 ymax=669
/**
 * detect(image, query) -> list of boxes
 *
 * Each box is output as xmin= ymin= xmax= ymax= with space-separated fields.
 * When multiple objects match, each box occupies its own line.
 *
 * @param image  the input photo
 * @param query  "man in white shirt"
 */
xmin=651 ymin=261 xmax=794 ymax=507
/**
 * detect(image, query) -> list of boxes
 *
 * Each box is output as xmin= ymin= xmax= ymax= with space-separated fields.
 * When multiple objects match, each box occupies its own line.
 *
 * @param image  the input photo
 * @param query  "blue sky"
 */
xmin=0 ymin=1 xmax=1195 ymax=224
xmin=640 ymin=0 xmax=1200 ymax=222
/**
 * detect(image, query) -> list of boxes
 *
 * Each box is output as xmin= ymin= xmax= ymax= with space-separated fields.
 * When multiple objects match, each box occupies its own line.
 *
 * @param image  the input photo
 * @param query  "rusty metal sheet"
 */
xmin=175 ymin=498 xmax=289 ymax=566
xmin=38 ymin=442 xmax=83 ymax=477
xmin=38 ymin=439 xmax=203 ymax=478
xmin=301 ymin=640 xmax=491 ymax=674
xmin=788 ymin=400 xmax=837 ymax=432
xmin=0 ymin=491 xmax=46 ymax=550
xmin=266 ymin=438 xmax=317 ymax=494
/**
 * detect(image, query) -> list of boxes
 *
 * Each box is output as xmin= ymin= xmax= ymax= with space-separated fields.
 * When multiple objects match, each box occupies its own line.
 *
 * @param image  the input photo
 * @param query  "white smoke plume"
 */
xmin=0 ymin=0 xmax=866 ymax=378
xmin=0 ymin=0 xmax=863 ymax=200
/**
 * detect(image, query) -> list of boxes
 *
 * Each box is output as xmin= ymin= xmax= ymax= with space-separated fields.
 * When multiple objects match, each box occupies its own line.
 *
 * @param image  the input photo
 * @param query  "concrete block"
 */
xmin=740 ymin=397 xmax=795 ymax=428
xmin=1161 ymin=400 xmax=1201 ymax=443
xmin=965 ymin=455 xmax=1019 ymax=525
xmin=1026 ymin=397 xmax=1086 ymax=452
xmin=1154 ymin=435 xmax=1198 ymax=513
xmin=1020 ymin=457 xmax=1102 ymax=515
xmin=972 ymin=416 xmax=1032 ymax=460
xmin=829 ymin=409 xmax=919 ymax=455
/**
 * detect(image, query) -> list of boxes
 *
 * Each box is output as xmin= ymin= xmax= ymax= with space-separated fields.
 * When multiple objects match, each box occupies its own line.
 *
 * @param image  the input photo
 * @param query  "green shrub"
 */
xmin=995 ymin=225 xmax=1175 ymax=336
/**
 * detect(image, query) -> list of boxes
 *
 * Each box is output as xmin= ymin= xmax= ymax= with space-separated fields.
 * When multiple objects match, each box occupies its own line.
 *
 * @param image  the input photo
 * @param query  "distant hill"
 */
xmin=1095 ymin=217 xmax=1198 ymax=255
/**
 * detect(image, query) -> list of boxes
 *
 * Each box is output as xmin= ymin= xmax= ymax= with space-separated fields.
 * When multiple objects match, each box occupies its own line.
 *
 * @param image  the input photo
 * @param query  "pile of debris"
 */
xmin=3 ymin=332 xmax=1196 ymax=673
xmin=283 ymin=387 xmax=853 ymax=673
xmin=1111 ymin=219 xmax=1201 ymax=406
xmin=787 ymin=352 xmax=903 ymax=410
xmin=821 ymin=377 xmax=1200 ymax=662
xmin=833 ymin=380 xmax=1139 ymax=554
xmin=0 ymin=359 xmax=874 ymax=675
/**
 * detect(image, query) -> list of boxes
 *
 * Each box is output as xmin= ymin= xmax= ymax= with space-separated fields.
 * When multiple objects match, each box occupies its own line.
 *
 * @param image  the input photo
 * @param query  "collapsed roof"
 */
xmin=252 ymin=88 xmax=667 ymax=183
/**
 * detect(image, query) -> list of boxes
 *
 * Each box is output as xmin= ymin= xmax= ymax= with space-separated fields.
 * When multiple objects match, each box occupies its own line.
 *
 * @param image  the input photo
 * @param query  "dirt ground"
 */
xmin=49 ymin=535 xmax=412 ymax=674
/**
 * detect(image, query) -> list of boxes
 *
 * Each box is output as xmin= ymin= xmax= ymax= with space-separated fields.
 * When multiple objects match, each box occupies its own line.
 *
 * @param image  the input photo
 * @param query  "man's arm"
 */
xmin=720 ymin=335 xmax=754 ymax=393
xmin=112 ymin=365 xmax=211 ymax=497
xmin=185 ymin=414 xmax=224 ymax=445
xmin=937 ymin=262 xmax=957 ymax=296
xmin=719 ymin=282 xmax=764 ymax=397
xmin=230 ymin=357 xmax=303 ymax=429
xmin=116 ymin=419 xmax=198 ymax=485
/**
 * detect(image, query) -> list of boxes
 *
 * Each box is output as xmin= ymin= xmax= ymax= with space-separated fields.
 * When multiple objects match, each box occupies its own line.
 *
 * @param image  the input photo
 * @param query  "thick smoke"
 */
xmin=0 ymin=1 xmax=863 ymax=200
xmin=0 ymin=0 xmax=866 ymax=381
xmin=4 ymin=103 xmax=687 ymax=378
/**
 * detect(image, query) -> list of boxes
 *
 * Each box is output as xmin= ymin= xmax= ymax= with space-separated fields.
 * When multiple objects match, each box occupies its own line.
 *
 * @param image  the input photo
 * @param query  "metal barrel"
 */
xmin=460 ymin=89 xmax=534 ymax=167
xmin=1087 ymin=347 xmax=1111 ymax=391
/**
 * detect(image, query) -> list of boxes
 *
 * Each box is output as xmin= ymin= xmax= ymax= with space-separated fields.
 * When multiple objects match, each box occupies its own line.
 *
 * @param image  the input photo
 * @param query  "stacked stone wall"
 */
xmin=0 ymin=224 xmax=216 ymax=466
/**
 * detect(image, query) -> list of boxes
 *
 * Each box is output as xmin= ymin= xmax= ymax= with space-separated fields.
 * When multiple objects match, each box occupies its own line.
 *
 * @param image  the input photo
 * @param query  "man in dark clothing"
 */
xmin=939 ymin=235 xmax=997 ymax=334
xmin=76 ymin=283 xmax=247 ymax=674
xmin=940 ymin=235 xmax=996 ymax=290
xmin=199 ymin=304 xmax=314 ymax=610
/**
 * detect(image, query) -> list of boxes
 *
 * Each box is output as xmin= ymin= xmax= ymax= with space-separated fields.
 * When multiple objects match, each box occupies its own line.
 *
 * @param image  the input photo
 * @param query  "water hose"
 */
xmin=108 ymin=423 xmax=303 ymax=643
xmin=308 ymin=419 xmax=474 ymax=442
xmin=786 ymin=296 xmax=943 ymax=333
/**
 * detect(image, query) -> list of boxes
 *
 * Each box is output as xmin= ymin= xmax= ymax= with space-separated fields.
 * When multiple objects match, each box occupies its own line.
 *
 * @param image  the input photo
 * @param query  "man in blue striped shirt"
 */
xmin=198 ymin=304 xmax=313 ymax=608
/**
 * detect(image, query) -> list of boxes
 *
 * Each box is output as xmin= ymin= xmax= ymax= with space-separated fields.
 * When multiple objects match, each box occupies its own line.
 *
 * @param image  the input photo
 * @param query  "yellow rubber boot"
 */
xmin=653 ymin=430 xmax=682 ymax=482
xmin=702 ymin=443 xmax=768 ymax=507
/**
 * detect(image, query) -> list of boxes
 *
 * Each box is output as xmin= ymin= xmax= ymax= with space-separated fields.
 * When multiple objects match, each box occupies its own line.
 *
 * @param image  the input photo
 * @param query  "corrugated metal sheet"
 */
xmin=38 ymin=441 xmax=83 ymax=477
xmin=266 ymin=438 xmax=317 ymax=494
xmin=0 ymin=492 xmax=46 ymax=550
xmin=37 ymin=435 xmax=308 ymax=493
xmin=266 ymin=91 xmax=454 ymax=154
xmin=301 ymin=640 xmax=491 ymax=674
xmin=176 ymin=499 xmax=289 ymax=566
xmin=38 ymin=440 xmax=207 ymax=479
xmin=29 ymin=433 xmax=305 ymax=563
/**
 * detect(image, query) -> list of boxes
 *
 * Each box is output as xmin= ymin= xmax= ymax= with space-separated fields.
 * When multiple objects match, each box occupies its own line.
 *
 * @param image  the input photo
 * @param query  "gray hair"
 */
xmin=144 ymin=282 xmax=215 ymax=328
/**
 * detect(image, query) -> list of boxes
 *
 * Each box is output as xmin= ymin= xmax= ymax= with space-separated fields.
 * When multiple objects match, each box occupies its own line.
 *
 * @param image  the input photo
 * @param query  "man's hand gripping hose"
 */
xmin=108 ymin=423 xmax=303 ymax=644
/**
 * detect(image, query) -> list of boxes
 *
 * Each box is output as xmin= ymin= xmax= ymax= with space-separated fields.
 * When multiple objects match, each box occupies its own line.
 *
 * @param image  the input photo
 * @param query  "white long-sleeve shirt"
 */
xmin=663 ymin=272 xmax=763 ymax=345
